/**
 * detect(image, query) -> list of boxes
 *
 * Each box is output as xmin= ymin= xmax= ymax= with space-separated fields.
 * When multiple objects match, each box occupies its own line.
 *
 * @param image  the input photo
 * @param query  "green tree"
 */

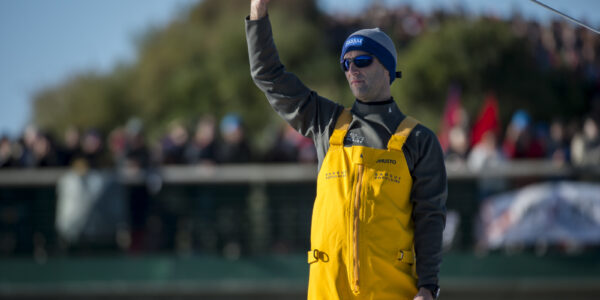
xmin=33 ymin=66 xmax=133 ymax=135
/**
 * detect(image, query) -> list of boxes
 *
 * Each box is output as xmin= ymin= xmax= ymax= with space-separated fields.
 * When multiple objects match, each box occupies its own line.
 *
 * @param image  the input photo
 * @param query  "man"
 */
xmin=246 ymin=1 xmax=446 ymax=299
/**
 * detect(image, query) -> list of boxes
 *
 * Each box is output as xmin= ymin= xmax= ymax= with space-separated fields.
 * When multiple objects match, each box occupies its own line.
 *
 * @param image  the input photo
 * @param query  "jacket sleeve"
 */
xmin=406 ymin=125 xmax=448 ymax=288
xmin=245 ymin=15 xmax=342 ymax=143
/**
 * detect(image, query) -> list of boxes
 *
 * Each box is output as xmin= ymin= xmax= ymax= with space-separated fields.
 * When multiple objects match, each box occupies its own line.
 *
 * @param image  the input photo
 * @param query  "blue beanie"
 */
xmin=340 ymin=28 xmax=400 ymax=84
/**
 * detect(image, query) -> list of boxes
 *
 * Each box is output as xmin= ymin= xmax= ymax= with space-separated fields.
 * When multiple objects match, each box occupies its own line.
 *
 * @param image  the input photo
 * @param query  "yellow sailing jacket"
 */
xmin=307 ymin=108 xmax=419 ymax=300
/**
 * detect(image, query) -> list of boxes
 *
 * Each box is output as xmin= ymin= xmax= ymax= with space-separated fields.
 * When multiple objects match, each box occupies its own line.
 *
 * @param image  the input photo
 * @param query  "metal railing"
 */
xmin=1 ymin=160 xmax=599 ymax=186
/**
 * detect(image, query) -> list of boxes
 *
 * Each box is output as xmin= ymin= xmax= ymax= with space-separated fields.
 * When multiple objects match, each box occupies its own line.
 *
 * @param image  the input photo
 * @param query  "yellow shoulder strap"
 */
xmin=387 ymin=116 xmax=419 ymax=151
xmin=329 ymin=108 xmax=352 ymax=146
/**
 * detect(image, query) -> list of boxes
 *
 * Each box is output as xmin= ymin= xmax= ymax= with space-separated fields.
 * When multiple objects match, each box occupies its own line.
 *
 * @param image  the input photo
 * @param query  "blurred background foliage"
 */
xmin=32 ymin=0 xmax=591 ymax=150
xmin=394 ymin=17 xmax=587 ymax=127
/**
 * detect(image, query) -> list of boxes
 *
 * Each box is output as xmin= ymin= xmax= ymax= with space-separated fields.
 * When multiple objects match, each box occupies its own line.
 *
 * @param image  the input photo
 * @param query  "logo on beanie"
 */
xmin=343 ymin=37 xmax=364 ymax=49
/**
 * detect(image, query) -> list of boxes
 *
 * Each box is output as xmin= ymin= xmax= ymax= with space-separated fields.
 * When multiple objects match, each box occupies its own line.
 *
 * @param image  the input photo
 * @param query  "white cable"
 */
xmin=530 ymin=0 xmax=600 ymax=34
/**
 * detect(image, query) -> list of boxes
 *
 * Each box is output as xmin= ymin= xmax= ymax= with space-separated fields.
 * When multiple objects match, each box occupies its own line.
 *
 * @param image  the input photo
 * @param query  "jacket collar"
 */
xmin=351 ymin=97 xmax=406 ymax=135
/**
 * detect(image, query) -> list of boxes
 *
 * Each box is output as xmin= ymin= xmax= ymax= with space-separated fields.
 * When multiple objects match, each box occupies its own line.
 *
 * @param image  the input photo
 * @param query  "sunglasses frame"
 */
xmin=341 ymin=55 xmax=374 ymax=72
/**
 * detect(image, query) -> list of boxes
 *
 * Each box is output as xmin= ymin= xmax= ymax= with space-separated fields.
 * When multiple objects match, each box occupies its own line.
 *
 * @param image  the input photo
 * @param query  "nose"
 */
xmin=347 ymin=61 xmax=360 ymax=73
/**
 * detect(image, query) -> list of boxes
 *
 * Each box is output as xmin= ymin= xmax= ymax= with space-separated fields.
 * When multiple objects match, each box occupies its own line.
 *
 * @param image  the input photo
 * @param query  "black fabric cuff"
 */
xmin=355 ymin=97 xmax=394 ymax=105
xmin=245 ymin=14 xmax=269 ymax=22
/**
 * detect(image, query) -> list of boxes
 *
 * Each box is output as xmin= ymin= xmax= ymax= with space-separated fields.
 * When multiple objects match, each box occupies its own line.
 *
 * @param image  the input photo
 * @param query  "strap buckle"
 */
xmin=397 ymin=250 xmax=415 ymax=265
xmin=307 ymin=249 xmax=329 ymax=264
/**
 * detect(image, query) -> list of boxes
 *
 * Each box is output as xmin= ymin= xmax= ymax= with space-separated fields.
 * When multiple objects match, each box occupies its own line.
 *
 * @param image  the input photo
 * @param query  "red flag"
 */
xmin=471 ymin=93 xmax=500 ymax=147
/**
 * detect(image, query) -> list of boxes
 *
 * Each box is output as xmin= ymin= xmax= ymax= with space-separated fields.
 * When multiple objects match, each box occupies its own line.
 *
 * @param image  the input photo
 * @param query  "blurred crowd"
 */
xmin=4 ymin=98 xmax=598 ymax=173
xmin=2 ymin=101 xmax=599 ymax=172
xmin=0 ymin=113 xmax=318 ymax=170
xmin=441 ymin=92 xmax=600 ymax=171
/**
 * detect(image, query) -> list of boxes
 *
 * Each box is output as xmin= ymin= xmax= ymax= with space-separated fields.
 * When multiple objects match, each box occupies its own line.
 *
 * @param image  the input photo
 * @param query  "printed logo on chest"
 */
xmin=374 ymin=172 xmax=401 ymax=184
xmin=325 ymin=170 xmax=348 ymax=180
xmin=345 ymin=132 xmax=365 ymax=145
xmin=376 ymin=158 xmax=396 ymax=165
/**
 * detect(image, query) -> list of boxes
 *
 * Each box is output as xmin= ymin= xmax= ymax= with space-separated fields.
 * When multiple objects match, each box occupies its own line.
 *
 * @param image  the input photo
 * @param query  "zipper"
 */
xmin=352 ymin=164 xmax=364 ymax=294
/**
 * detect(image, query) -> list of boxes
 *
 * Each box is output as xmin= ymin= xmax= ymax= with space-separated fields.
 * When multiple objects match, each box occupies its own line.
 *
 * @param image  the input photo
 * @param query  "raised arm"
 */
xmin=246 ymin=0 xmax=342 ymax=161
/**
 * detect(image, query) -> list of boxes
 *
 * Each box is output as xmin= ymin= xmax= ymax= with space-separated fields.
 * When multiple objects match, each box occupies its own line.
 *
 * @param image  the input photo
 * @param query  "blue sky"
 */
xmin=320 ymin=0 xmax=600 ymax=22
xmin=1 ymin=0 xmax=599 ymax=137
xmin=0 ymin=0 xmax=197 ymax=137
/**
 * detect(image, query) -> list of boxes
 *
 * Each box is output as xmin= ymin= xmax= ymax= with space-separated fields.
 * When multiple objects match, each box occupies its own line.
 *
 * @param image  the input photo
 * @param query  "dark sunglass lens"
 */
xmin=354 ymin=56 xmax=372 ymax=67
xmin=341 ymin=56 xmax=373 ymax=71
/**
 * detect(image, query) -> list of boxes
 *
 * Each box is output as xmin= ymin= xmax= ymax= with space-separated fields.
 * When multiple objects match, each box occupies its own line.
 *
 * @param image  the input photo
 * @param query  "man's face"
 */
xmin=343 ymin=50 xmax=391 ymax=102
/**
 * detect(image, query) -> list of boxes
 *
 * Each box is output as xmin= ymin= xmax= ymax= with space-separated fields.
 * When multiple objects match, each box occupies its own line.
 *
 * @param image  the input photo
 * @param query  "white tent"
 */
xmin=477 ymin=181 xmax=600 ymax=251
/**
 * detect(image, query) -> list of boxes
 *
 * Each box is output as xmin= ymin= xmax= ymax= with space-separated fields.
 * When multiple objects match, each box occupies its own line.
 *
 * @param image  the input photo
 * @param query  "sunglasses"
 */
xmin=341 ymin=55 xmax=374 ymax=72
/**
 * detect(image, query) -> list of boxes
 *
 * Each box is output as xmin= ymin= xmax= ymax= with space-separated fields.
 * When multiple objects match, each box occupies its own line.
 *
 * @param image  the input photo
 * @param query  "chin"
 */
xmin=351 ymin=90 xmax=367 ymax=100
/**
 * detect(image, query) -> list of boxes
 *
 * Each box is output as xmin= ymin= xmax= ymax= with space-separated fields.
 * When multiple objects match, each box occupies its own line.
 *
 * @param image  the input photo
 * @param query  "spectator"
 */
xmin=81 ymin=130 xmax=108 ymax=168
xmin=124 ymin=119 xmax=151 ymax=171
xmin=0 ymin=136 xmax=17 ymax=168
xmin=108 ymin=127 xmax=128 ymax=168
xmin=161 ymin=121 xmax=190 ymax=165
xmin=571 ymin=116 xmax=600 ymax=166
xmin=59 ymin=127 xmax=82 ymax=166
xmin=266 ymin=122 xmax=317 ymax=163
xmin=185 ymin=116 xmax=217 ymax=165
xmin=126 ymin=131 xmax=151 ymax=170
xmin=120 ymin=119 xmax=153 ymax=254
xmin=468 ymin=125 xmax=508 ymax=199
xmin=30 ymin=132 xmax=60 ymax=168
xmin=468 ymin=131 xmax=504 ymax=171
xmin=216 ymin=114 xmax=251 ymax=163
xmin=546 ymin=119 xmax=570 ymax=164
xmin=444 ymin=126 xmax=469 ymax=165
xmin=55 ymin=158 xmax=129 ymax=253
xmin=502 ymin=110 xmax=545 ymax=159
xmin=19 ymin=125 xmax=40 ymax=167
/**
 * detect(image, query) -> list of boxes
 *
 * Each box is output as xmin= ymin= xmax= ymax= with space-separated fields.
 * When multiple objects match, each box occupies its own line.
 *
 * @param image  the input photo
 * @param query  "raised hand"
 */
xmin=250 ymin=0 xmax=270 ymax=20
